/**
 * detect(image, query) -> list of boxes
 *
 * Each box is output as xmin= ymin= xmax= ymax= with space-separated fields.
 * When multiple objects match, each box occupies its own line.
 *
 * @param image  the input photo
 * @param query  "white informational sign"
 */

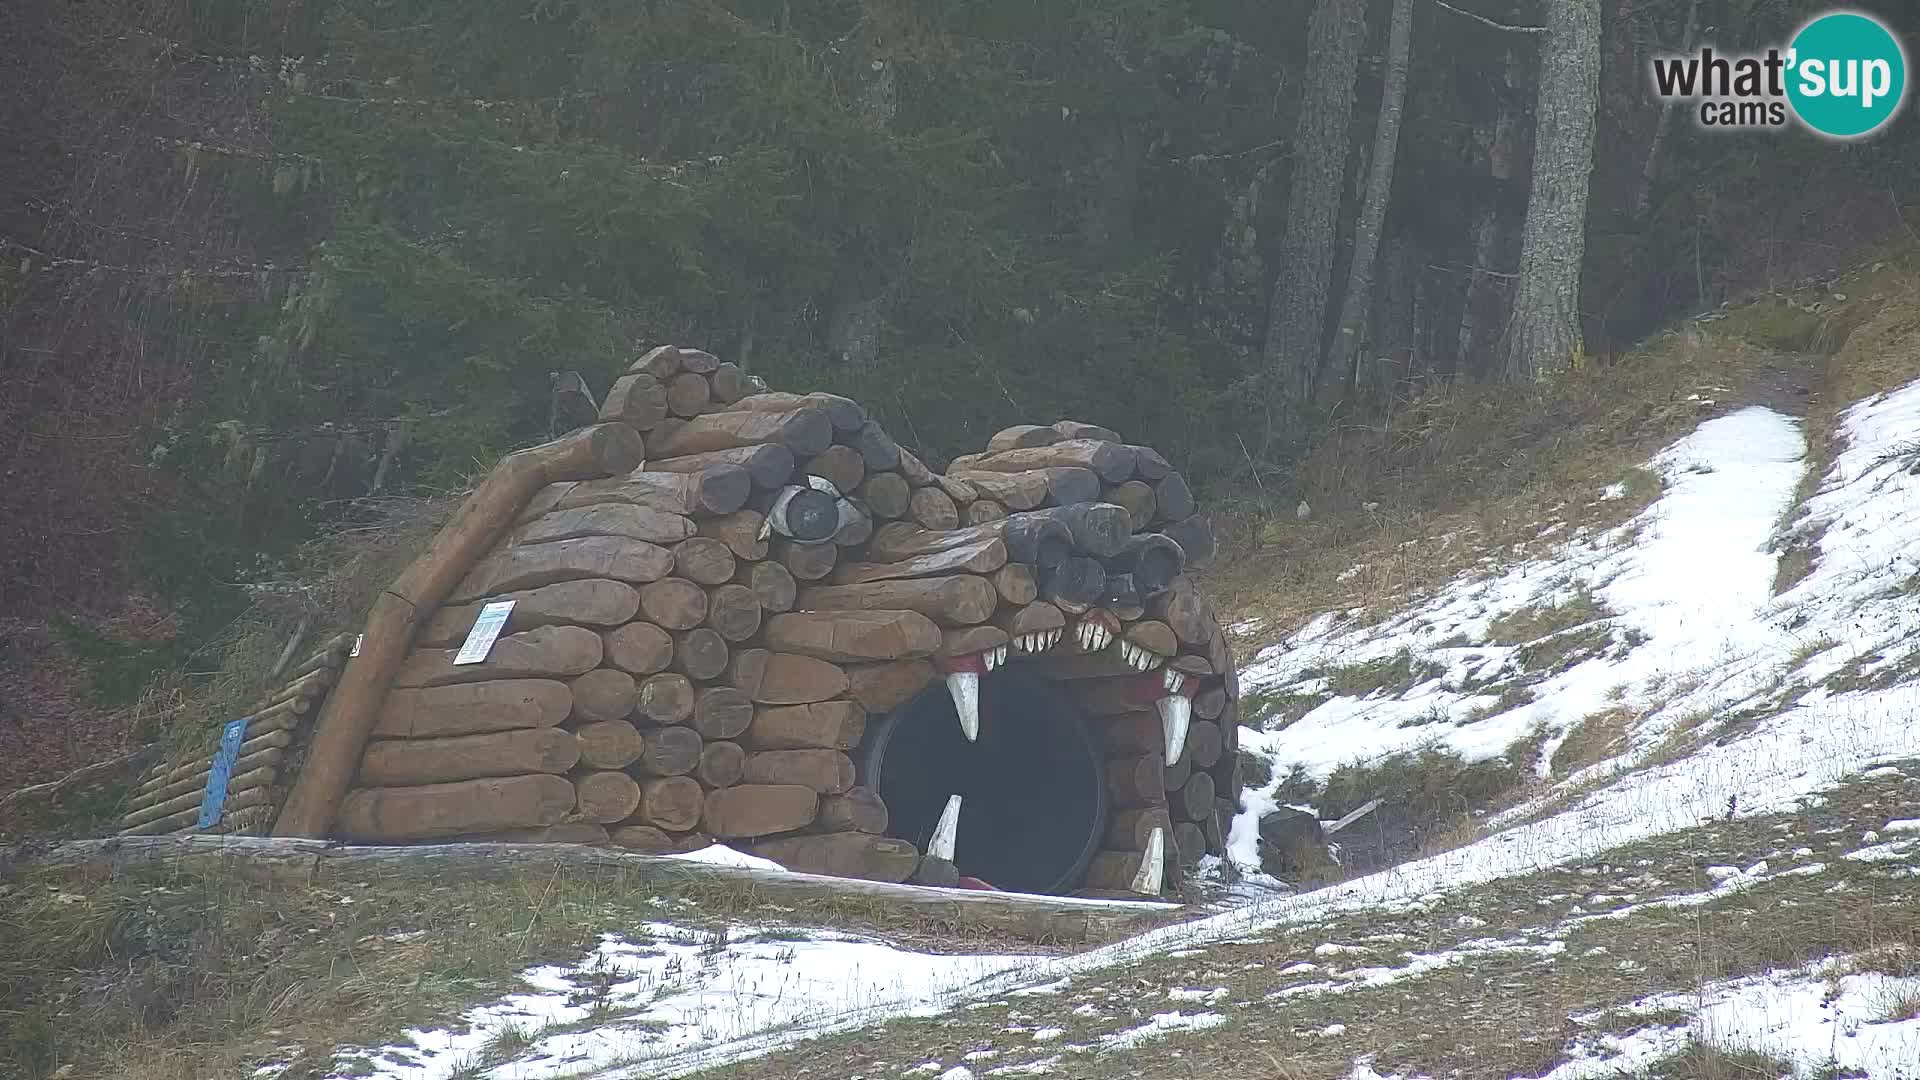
xmin=350 ymin=634 xmax=363 ymax=658
xmin=453 ymin=600 xmax=516 ymax=665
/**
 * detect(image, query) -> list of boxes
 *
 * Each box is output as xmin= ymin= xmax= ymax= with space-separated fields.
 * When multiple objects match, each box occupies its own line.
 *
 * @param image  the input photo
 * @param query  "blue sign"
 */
xmin=197 ymin=718 xmax=251 ymax=830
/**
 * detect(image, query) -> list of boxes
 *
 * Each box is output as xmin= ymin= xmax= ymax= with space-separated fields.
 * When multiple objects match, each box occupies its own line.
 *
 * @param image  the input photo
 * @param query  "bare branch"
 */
xmin=1424 ymin=0 xmax=1545 ymax=33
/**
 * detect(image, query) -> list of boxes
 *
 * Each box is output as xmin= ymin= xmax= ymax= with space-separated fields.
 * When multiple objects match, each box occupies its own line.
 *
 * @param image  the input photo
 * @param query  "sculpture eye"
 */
xmin=764 ymin=475 xmax=857 ymax=544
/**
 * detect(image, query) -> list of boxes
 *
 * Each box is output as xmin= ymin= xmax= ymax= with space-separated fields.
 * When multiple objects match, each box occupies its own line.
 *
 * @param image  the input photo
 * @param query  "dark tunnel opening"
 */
xmin=859 ymin=666 xmax=1109 ymax=895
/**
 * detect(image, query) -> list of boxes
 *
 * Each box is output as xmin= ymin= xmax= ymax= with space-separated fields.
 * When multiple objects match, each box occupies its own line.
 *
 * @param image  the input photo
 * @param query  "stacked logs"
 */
xmin=119 ymin=634 xmax=354 ymax=837
xmin=317 ymin=343 xmax=1239 ymax=898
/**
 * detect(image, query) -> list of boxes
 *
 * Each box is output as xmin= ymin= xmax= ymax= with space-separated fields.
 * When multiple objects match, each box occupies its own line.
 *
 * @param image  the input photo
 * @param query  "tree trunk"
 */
xmin=1261 ymin=0 xmax=1368 ymax=416
xmin=1497 ymin=0 xmax=1602 ymax=382
xmin=1323 ymin=0 xmax=1415 ymax=405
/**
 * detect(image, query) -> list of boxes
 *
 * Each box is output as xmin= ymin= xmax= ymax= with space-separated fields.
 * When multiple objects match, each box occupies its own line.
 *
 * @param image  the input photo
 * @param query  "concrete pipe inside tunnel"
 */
xmin=860 ymin=665 xmax=1108 ymax=895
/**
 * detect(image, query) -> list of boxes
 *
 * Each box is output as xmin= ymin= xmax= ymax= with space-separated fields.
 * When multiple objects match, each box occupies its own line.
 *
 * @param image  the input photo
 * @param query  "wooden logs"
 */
xmin=744 ymin=701 xmax=867 ymax=751
xmin=1052 ymin=420 xmax=1121 ymax=442
xmin=938 ymin=625 xmax=1007 ymax=659
xmin=1106 ymin=807 xmax=1173 ymax=852
xmin=961 ymin=440 xmax=1136 ymax=484
xmin=1099 ymin=712 xmax=1169 ymax=757
xmin=574 ymin=770 xmax=644 ymax=823
xmin=738 ymin=560 xmax=797 ymax=613
xmin=335 ymin=774 xmax=578 ymax=842
xmin=729 ymin=392 xmax=865 ymax=434
xmin=1162 ymin=513 xmax=1217 ymax=570
xmin=703 ymin=784 xmax=819 ymax=838
xmin=468 ymin=822 xmax=610 ymax=845
xmin=948 ymin=467 xmax=1101 ymax=511
xmin=610 ymin=824 xmax=675 ymax=853
xmin=1153 ymin=472 xmax=1196 ymax=522
xmin=674 ymin=627 xmax=731 ymax=680
xmin=358 ymin=727 xmax=582 ymax=786
xmin=666 ymin=371 xmax=712 ymax=417
xmin=634 ymin=672 xmax=696 ymax=725
xmin=1084 ymin=846 xmax=1161 ymax=893
xmin=764 ymin=610 xmax=941 ymax=662
xmin=805 ymin=444 xmax=867 ymax=495
xmin=1172 ymin=822 xmax=1208 ymax=867
xmin=574 ymin=719 xmax=646 ymax=769
xmin=1108 ymin=533 xmax=1185 ymax=596
xmin=908 ymin=487 xmax=959 ymax=531
xmin=812 ymin=787 xmax=888 ymax=833
xmin=634 ymin=776 xmax=703 ymax=830
xmin=994 ymin=600 xmax=1065 ymax=640
xmin=691 ymin=687 xmax=754 ymax=740
xmin=773 ymin=537 xmax=838 ymax=581
xmin=741 ymin=750 xmax=855 ymax=794
xmin=867 ymin=516 xmax=1072 ymax=569
xmin=855 ymin=472 xmax=911 ymax=519
xmin=990 ymin=564 xmax=1037 ymax=605
xmin=454 ymin=536 xmax=674 ymax=601
xmin=1163 ymin=751 xmax=1192 ymax=792
xmin=827 ymin=538 xmax=1008 ymax=586
xmin=1106 ymin=753 xmax=1168 ymax=807
xmin=602 ymin=622 xmax=674 ymax=675
xmin=1172 ymin=771 xmax=1216 ymax=822
xmin=1193 ymin=682 xmax=1227 ymax=721
xmin=647 ymin=407 xmax=834 ymax=458
xmin=698 ymin=741 xmax=746 ymax=787
xmin=570 ymin=669 xmax=638 ymax=724
xmin=965 ymin=500 xmax=1008 ymax=525
xmin=988 ymin=424 xmax=1062 ymax=451
xmin=848 ymin=420 xmax=902 ymax=470
xmin=1041 ymin=557 xmax=1106 ymax=608
xmin=639 ymin=578 xmax=709 ymax=630
xmin=752 ymin=833 xmax=919 ymax=882
xmin=1105 ymin=481 xmax=1157 ymax=530
xmin=421 ymin=580 xmax=641 ymax=648
xmin=393 ymin=626 xmax=605 ymax=689
xmin=651 ymin=446 xmax=794 ymax=492
xmin=1149 ymin=576 xmax=1215 ymax=649
xmin=281 ymin=422 xmax=642 ymax=838
xmin=699 ymin=510 xmax=769 ymax=560
xmin=796 ymin=576 xmax=998 ymax=627
xmin=559 ymin=466 xmax=754 ymax=518
xmin=895 ymin=447 xmax=937 ymax=486
xmin=1187 ymin=720 xmax=1223 ymax=769
xmin=634 ymin=726 xmax=704 ymax=777
xmin=373 ymin=680 xmax=572 ymax=739
xmin=513 ymin=505 xmax=697 ymax=548
xmin=1128 ymin=444 xmax=1171 ymax=480
xmin=1029 ymin=503 xmax=1132 ymax=559
xmin=709 ymin=362 xmax=749 ymax=404
xmin=845 ymin=659 xmax=934 ymax=712
xmin=672 ymin=537 xmax=740 ymax=585
xmin=600 ymin=373 xmax=670 ymax=429
xmin=728 ymin=650 xmax=852 ymax=705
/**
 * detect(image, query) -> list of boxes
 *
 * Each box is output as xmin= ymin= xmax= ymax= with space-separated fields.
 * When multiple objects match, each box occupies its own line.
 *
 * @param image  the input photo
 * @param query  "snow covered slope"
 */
xmin=300 ymin=379 xmax=1920 ymax=1080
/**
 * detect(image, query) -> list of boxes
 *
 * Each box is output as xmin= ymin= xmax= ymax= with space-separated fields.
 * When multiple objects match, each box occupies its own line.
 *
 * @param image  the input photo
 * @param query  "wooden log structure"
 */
xmin=177 ymin=346 xmax=1243 ymax=903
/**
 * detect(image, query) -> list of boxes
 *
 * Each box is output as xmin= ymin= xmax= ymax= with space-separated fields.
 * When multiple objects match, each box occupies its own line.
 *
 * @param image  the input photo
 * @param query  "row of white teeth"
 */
xmin=1117 ymin=640 xmax=1159 ymax=671
xmin=981 ymin=645 xmax=1009 ymax=670
xmin=924 ymin=794 xmax=1163 ymax=896
xmin=1014 ymin=629 xmax=1062 ymax=653
xmin=1075 ymin=620 xmax=1114 ymax=652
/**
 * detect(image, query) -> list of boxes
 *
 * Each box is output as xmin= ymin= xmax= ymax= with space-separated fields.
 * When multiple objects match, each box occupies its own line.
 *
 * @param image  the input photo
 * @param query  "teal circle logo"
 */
xmin=1786 ymin=11 xmax=1907 ymax=138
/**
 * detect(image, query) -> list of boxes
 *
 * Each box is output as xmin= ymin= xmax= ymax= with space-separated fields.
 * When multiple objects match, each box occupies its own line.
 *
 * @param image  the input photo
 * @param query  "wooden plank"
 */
xmin=359 ymin=728 xmax=580 ymax=786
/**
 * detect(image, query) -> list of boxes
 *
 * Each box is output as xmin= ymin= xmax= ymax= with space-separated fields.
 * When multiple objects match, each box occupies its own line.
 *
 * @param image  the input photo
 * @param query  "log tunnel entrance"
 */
xmin=862 ymin=667 xmax=1107 ymax=895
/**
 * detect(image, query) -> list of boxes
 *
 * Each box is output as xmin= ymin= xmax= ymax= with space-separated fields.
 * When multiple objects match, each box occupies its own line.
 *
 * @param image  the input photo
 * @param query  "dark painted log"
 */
xmin=602 ymin=622 xmax=674 ymax=675
xmin=1099 ymin=712 xmax=1169 ymax=756
xmin=652 ymin=445 xmax=795 ymax=492
xmin=1193 ymin=682 xmax=1227 ymax=721
xmin=1101 ymin=573 xmax=1142 ymax=612
xmin=911 ymin=855 xmax=961 ymax=888
xmin=1028 ymin=503 xmax=1133 ymax=559
xmin=1172 ymin=822 xmax=1208 ymax=867
xmin=1108 ymin=533 xmax=1186 ymax=596
xmin=1163 ymin=514 xmax=1217 ymax=572
xmin=1128 ymin=445 xmax=1172 ymax=481
xmin=832 ymin=508 xmax=873 ymax=548
xmin=570 ymin=668 xmax=639 ymax=724
xmin=1163 ymin=750 xmax=1192 ymax=792
xmin=373 ymin=680 xmax=572 ymax=739
xmin=745 ymin=700 xmax=868 ymax=751
xmin=1106 ymin=753 xmax=1168 ymax=807
xmin=773 ymin=537 xmax=838 ymax=581
xmin=1152 ymin=472 xmax=1196 ymax=523
xmin=1172 ymin=771 xmax=1216 ymax=822
xmin=1084 ymin=847 xmax=1161 ymax=893
xmin=752 ymin=833 xmax=918 ymax=883
xmin=1106 ymin=807 xmax=1173 ymax=852
xmin=867 ymin=516 xmax=1071 ymax=570
xmin=1041 ymin=557 xmax=1107 ymax=608
xmin=847 ymin=420 xmax=902 ymax=471
xmin=1187 ymin=719 xmax=1223 ymax=769
xmin=729 ymin=392 xmax=866 ymax=434
xmin=797 ymin=575 xmax=999 ymax=627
